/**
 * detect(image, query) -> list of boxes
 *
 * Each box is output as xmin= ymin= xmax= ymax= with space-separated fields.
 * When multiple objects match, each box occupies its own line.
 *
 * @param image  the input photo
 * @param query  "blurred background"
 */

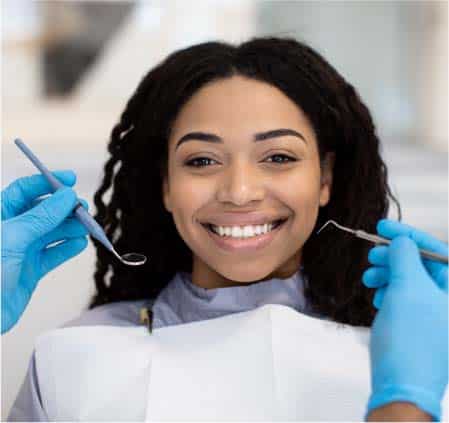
xmin=2 ymin=0 xmax=447 ymax=418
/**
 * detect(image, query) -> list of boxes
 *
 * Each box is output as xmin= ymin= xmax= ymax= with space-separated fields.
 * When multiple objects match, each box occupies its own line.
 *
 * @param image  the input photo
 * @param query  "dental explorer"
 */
xmin=14 ymin=138 xmax=147 ymax=266
xmin=317 ymin=220 xmax=448 ymax=264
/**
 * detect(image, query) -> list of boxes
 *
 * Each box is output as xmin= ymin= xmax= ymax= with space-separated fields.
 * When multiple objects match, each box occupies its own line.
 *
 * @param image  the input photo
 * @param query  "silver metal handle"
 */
xmin=356 ymin=230 xmax=448 ymax=264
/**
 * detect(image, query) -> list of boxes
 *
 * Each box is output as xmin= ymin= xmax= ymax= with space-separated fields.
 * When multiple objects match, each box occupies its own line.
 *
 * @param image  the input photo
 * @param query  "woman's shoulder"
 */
xmin=61 ymin=298 xmax=155 ymax=329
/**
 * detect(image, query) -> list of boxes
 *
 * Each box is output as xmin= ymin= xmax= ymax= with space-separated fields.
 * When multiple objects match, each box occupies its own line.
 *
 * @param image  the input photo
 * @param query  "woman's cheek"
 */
xmin=170 ymin=179 xmax=208 ymax=228
xmin=287 ymin=178 xmax=322 ymax=240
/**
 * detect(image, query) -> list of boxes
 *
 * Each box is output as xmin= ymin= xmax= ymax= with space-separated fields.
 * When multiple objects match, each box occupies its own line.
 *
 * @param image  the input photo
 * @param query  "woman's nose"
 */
xmin=216 ymin=161 xmax=265 ymax=205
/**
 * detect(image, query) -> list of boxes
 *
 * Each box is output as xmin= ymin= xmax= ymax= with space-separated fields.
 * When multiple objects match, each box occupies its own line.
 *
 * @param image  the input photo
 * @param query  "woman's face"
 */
xmin=163 ymin=75 xmax=334 ymax=289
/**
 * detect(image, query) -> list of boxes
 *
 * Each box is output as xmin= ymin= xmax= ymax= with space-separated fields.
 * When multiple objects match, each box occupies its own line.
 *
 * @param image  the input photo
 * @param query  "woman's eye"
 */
xmin=185 ymin=157 xmax=218 ymax=167
xmin=265 ymin=154 xmax=297 ymax=164
xmin=184 ymin=154 xmax=297 ymax=168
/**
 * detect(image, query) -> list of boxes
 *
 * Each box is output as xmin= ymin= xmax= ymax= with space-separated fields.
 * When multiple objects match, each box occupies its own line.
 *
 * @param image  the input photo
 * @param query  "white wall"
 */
xmin=399 ymin=1 xmax=448 ymax=151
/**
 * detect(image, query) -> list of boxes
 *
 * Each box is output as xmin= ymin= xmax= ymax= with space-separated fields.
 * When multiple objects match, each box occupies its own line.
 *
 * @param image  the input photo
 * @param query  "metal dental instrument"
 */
xmin=14 ymin=138 xmax=147 ymax=266
xmin=317 ymin=220 xmax=448 ymax=265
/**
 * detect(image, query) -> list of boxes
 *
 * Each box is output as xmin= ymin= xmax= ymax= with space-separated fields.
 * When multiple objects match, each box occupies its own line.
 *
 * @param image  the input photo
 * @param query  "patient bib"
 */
xmin=34 ymin=304 xmax=448 ymax=421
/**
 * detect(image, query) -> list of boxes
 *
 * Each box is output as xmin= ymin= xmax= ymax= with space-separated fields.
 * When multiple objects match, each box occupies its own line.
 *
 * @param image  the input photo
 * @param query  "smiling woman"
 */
xmin=8 ymin=35 xmax=405 ymax=422
xmin=163 ymin=75 xmax=334 ymax=288
xmin=84 ymin=36 xmax=400 ymax=324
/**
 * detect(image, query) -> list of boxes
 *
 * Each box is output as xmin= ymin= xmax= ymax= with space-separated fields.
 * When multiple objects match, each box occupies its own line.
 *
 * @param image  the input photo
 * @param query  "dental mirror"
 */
xmin=111 ymin=250 xmax=147 ymax=266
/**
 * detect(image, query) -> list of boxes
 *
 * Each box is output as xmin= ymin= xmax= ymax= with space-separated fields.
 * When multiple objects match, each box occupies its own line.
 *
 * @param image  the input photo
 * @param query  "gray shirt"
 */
xmin=8 ymin=269 xmax=310 ymax=421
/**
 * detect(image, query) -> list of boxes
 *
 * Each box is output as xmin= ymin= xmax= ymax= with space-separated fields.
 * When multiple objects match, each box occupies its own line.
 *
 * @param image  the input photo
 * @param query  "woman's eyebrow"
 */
xmin=175 ymin=128 xmax=307 ymax=151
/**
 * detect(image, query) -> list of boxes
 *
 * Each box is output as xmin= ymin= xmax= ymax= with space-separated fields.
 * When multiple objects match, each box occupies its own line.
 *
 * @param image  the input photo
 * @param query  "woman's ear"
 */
xmin=162 ymin=178 xmax=172 ymax=213
xmin=319 ymin=152 xmax=335 ymax=207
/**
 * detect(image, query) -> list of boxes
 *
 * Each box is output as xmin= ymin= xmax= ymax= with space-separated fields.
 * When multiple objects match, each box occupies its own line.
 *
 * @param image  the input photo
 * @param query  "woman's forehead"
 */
xmin=169 ymin=76 xmax=316 ymax=146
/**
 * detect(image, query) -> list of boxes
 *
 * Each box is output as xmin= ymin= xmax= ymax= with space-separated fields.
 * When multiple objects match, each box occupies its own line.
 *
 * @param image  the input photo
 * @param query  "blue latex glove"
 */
xmin=362 ymin=219 xmax=448 ymax=421
xmin=1 ymin=171 xmax=89 ymax=334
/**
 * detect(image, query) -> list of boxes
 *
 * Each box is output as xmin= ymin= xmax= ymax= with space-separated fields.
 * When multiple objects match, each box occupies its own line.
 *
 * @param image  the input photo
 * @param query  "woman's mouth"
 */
xmin=201 ymin=218 xmax=289 ymax=253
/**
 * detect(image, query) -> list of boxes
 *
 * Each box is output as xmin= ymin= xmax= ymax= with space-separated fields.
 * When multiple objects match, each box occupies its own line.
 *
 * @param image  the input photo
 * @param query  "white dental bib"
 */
xmin=33 ymin=304 xmax=447 ymax=421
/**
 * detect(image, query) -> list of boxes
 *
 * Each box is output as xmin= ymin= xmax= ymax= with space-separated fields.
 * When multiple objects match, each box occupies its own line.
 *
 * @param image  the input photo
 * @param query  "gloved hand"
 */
xmin=362 ymin=219 xmax=448 ymax=421
xmin=1 ymin=171 xmax=89 ymax=334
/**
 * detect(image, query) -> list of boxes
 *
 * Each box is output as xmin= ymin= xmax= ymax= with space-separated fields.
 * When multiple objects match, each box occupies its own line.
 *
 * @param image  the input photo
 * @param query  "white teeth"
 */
xmin=231 ymin=227 xmax=241 ymax=237
xmin=211 ymin=222 xmax=278 ymax=238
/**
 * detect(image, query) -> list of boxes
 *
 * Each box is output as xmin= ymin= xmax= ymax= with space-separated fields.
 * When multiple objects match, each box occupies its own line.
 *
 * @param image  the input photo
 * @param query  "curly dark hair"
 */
xmin=88 ymin=36 xmax=401 ymax=327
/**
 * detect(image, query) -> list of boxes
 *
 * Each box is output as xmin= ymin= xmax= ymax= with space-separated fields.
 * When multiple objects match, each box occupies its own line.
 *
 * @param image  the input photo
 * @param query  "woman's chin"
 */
xmin=212 ymin=266 xmax=276 ymax=285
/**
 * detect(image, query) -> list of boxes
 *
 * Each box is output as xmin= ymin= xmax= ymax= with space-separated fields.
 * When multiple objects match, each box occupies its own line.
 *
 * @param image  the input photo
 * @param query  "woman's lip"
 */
xmin=202 ymin=218 xmax=288 ymax=253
